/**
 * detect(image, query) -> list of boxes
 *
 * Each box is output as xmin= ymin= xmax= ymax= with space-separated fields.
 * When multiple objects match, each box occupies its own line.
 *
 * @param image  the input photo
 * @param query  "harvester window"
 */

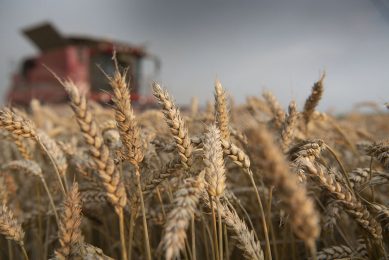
xmin=21 ymin=58 xmax=36 ymax=79
xmin=90 ymin=53 xmax=116 ymax=91
xmin=90 ymin=53 xmax=137 ymax=93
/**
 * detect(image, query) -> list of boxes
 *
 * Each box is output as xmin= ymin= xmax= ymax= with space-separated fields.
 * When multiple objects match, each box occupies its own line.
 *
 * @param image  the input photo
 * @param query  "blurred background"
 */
xmin=0 ymin=0 xmax=389 ymax=111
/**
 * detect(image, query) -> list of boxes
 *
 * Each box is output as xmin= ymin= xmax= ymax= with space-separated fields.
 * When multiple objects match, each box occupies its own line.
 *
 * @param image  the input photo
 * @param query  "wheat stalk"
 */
xmin=37 ymin=131 xmax=68 ymax=189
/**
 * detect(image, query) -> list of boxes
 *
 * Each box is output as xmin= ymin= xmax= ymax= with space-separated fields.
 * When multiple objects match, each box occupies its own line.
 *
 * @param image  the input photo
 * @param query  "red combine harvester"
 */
xmin=7 ymin=22 xmax=160 ymax=106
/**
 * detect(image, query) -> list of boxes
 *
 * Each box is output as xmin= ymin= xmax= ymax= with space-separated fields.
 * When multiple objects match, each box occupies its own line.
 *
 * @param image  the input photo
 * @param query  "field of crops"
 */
xmin=0 ymin=65 xmax=388 ymax=260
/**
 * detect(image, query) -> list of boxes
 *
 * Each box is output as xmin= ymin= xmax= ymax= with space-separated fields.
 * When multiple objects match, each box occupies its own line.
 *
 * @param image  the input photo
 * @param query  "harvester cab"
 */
xmin=7 ymin=22 xmax=160 ymax=107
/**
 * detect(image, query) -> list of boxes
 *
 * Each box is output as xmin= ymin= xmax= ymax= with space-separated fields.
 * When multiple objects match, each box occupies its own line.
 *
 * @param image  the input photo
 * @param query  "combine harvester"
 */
xmin=7 ymin=22 xmax=160 ymax=106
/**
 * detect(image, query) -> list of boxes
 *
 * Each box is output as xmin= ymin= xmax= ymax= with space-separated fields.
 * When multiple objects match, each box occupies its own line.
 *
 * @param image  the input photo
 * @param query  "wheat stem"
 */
xmin=7 ymin=240 xmax=13 ymax=260
xmin=40 ymin=177 xmax=60 ymax=226
xmin=209 ymin=194 xmax=220 ymax=260
xmin=137 ymin=170 xmax=152 ymax=260
xmin=118 ymin=208 xmax=128 ymax=260
xmin=217 ymin=198 xmax=223 ymax=260
xmin=223 ymin=223 xmax=229 ymax=260
xmin=20 ymin=244 xmax=29 ymax=260
xmin=128 ymin=206 xmax=137 ymax=260
xmin=267 ymin=186 xmax=278 ymax=260
xmin=248 ymin=170 xmax=272 ymax=260
xmin=37 ymin=140 xmax=67 ymax=195
xmin=191 ymin=216 xmax=196 ymax=260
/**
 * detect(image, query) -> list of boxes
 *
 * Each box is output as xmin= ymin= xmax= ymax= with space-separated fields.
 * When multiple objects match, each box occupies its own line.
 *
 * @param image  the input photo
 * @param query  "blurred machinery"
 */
xmin=6 ymin=22 xmax=160 ymax=106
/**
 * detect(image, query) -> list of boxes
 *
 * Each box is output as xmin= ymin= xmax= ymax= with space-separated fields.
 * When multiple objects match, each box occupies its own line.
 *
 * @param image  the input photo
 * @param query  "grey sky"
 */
xmin=0 ymin=0 xmax=389 ymax=111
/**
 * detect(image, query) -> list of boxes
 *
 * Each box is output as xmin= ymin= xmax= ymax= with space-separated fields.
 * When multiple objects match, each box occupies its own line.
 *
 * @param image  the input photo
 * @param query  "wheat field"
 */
xmin=0 ymin=64 xmax=388 ymax=260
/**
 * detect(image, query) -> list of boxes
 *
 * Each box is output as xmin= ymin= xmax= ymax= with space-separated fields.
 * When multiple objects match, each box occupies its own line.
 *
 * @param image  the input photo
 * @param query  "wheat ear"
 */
xmin=59 ymin=78 xmax=130 ymax=260
xmin=106 ymin=62 xmax=144 ymax=165
xmin=204 ymin=125 xmax=226 ymax=197
xmin=153 ymin=82 xmax=193 ymax=169
xmin=10 ymin=134 xmax=31 ymax=160
xmin=280 ymin=100 xmax=298 ymax=152
xmin=160 ymin=173 xmax=204 ymax=260
xmin=106 ymin=58 xmax=150 ymax=260
xmin=0 ymin=107 xmax=66 ymax=195
xmin=2 ymin=160 xmax=60 ymax=225
xmin=59 ymin=79 xmax=127 ymax=214
xmin=203 ymin=125 xmax=226 ymax=260
xmin=81 ymin=243 xmax=114 ymax=260
xmin=221 ymin=203 xmax=264 ymax=260
xmin=204 ymin=195 xmax=264 ymax=260
xmin=0 ymin=204 xmax=25 ymax=244
xmin=214 ymin=80 xmax=231 ymax=140
xmin=365 ymin=141 xmax=389 ymax=169
xmin=219 ymin=136 xmax=271 ymax=259
xmin=246 ymin=126 xmax=320 ymax=251
xmin=301 ymin=160 xmax=382 ymax=240
xmin=316 ymin=245 xmax=356 ymax=260
xmin=262 ymin=90 xmax=286 ymax=129
xmin=142 ymin=157 xmax=182 ymax=196
xmin=55 ymin=183 xmax=83 ymax=259
xmin=0 ymin=204 xmax=28 ymax=259
xmin=0 ymin=176 xmax=7 ymax=205
xmin=303 ymin=73 xmax=325 ymax=125
xmin=0 ymin=107 xmax=37 ymax=138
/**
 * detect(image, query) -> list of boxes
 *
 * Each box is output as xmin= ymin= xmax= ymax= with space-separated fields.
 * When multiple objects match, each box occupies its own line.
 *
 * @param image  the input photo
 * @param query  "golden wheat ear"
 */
xmin=246 ymin=125 xmax=320 ymax=252
xmin=204 ymin=125 xmax=226 ymax=198
xmin=55 ymin=182 xmax=83 ymax=259
xmin=57 ymin=77 xmax=127 ymax=214
xmin=51 ymin=69 xmax=131 ymax=260
xmin=204 ymin=195 xmax=264 ymax=260
xmin=104 ymin=59 xmax=144 ymax=166
xmin=303 ymin=72 xmax=325 ymax=126
xmin=0 ymin=204 xmax=25 ymax=245
xmin=262 ymin=90 xmax=286 ymax=129
xmin=160 ymin=174 xmax=204 ymax=260
xmin=280 ymin=100 xmax=298 ymax=152
xmin=0 ymin=107 xmax=67 ymax=195
xmin=153 ymin=82 xmax=193 ymax=169
xmin=0 ymin=204 xmax=28 ymax=259
xmin=214 ymin=79 xmax=231 ymax=140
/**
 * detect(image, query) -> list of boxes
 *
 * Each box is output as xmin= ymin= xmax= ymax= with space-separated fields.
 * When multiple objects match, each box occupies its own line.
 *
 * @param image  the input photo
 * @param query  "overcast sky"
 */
xmin=0 ymin=0 xmax=389 ymax=111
